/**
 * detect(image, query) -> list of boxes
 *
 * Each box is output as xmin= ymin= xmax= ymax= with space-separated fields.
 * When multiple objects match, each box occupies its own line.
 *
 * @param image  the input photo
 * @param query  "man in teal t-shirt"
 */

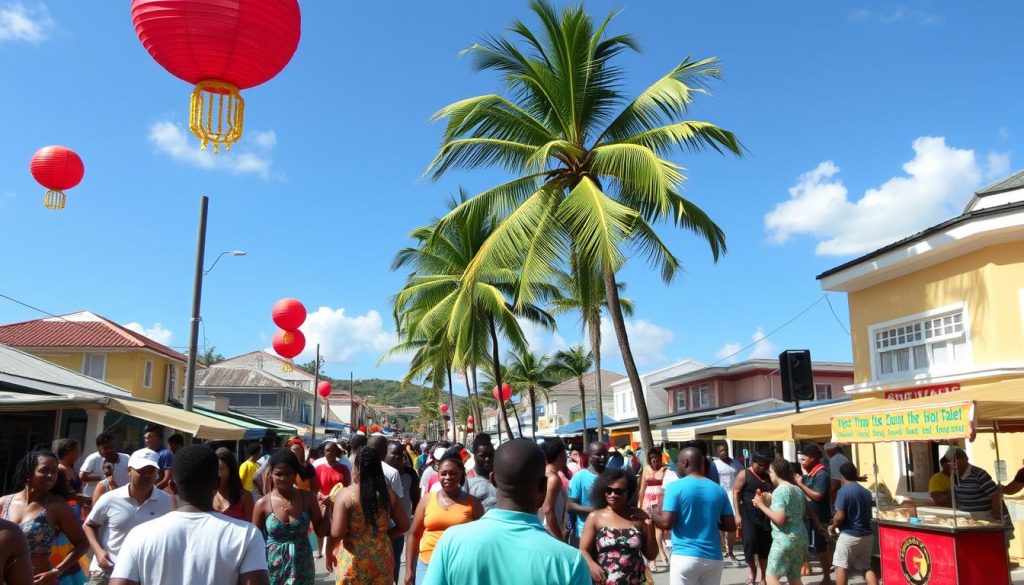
xmin=567 ymin=442 xmax=607 ymax=544
xmin=654 ymin=447 xmax=736 ymax=585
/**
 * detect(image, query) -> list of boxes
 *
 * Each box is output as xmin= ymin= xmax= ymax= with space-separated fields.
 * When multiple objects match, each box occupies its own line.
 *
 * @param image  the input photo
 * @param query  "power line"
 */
xmin=825 ymin=294 xmax=852 ymax=337
xmin=704 ymin=293 xmax=830 ymax=368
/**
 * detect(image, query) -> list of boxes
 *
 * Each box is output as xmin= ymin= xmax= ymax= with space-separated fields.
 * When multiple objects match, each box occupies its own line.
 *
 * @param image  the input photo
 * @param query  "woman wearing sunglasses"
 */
xmin=579 ymin=468 xmax=658 ymax=584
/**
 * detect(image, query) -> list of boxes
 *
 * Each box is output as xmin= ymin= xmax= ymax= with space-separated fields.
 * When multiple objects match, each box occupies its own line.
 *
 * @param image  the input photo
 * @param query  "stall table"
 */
xmin=877 ymin=518 xmax=1008 ymax=584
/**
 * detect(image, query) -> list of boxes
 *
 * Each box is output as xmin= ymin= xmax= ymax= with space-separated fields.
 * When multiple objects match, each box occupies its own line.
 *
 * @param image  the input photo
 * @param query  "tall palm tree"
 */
xmin=426 ymin=1 xmax=741 ymax=452
xmin=550 ymin=261 xmax=634 ymax=441
xmin=479 ymin=362 xmax=526 ymax=438
xmin=505 ymin=349 xmax=558 ymax=440
xmin=390 ymin=193 xmax=556 ymax=441
xmin=552 ymin=345 xmax=596 ymax=444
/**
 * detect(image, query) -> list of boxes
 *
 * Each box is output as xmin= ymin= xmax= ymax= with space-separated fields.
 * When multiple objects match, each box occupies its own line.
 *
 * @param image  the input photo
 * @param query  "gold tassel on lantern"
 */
xmin=281 ymin=359 xmax=294 ymax=373
xmin=189 ymin=80 xmax=245 ymax=153
xmin=43 ymin=190 xmax=66 ymax=210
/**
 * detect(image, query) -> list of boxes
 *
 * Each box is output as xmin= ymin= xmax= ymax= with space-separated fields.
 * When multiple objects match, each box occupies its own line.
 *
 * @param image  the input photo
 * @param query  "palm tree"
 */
xmin=198 ymin=346 xmax=224 ymax=367
xmin=505 ymin=349 xmax=558 ymax=440
xmin=389 ymin=193 xmax=556 ymax=441
xmin=550 ymin=261 xmax=634 ymax=442
xmin=426 ymin=1 xmax=741 ymax=453
xmin=552 ymin=345 xmax=596 ymax=444
xmin=479 ymin=361 xmax=526 ymax=438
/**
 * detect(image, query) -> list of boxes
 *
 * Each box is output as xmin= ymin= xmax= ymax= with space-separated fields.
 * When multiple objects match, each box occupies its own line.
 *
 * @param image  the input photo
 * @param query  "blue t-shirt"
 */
xmin=834 ymin=482 xmax=873 ymax=537
xmin=662 ymin=475 xmax=734 ymax=560
xmin=567 ymin=468 xmax=599 ymax=536
xmin=157 ymin=448 xmax=173 ymax=471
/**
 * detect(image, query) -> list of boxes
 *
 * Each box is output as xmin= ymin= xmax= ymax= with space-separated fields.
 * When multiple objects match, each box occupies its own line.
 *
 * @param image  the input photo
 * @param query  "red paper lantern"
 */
xmin=467 ymin=415 xmax=474 ymax=424
xmin=317 ymin=381 xmax=332 ymax=398
xmin=131 ymin=0 xmax=301 ymax=153
xmin=440 ymin=403 xmax=449 ymax=414
xmin=272 ymin=298 xmax=306 ymax=330
xmin=272 ymin=329 xmax=305 ymax=359
xmin=493 ymin=383 xmax=512 ymax=402
xmin=30 ymin=146 xmax=84 ymax=210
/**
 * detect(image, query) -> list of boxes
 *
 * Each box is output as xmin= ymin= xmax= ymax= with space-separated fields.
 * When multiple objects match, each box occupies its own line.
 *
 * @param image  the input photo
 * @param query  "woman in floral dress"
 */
xmin=326 ymin=448 xmax=410 ymax=585
xmin=754 ymin=459 xmax=808 ymax=585
xmin=253 ymin=450 xmax=324 ymax=585
xmin=579 ymin=468 xmax=658 ymax=585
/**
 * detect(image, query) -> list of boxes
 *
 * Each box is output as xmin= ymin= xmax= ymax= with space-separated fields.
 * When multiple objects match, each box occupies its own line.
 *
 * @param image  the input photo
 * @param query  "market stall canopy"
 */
xmin=555 ymin=415 xmax=618 ymax=435
xmin=726 ymin=398 xmax=890 ymax=441
xmin=193 ymin=405 xmax=293 ymax=439
xmin=0 ymin=390 xmax=106 ymax=412
xmin=106 ymin=397 xmax=246 ymax=440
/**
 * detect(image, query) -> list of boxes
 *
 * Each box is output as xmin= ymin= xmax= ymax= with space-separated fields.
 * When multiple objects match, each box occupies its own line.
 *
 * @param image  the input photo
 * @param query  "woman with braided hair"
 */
xmin=327 ymin=447 xmax=410 ymax=584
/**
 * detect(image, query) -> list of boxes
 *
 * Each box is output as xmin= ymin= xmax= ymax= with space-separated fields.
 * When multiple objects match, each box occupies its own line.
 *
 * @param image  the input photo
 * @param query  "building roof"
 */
xmin=547 ymin=369 xmax=625 ymax=396
xmin=0 ymin=311 xmax=187 ymax=363
xmin=194 ymin=366 xmax=308 ymax=392
xmin=215 ymin=351 xmax=316 ymax=380
xmin=656 ymin=358 xmax=853 ymax=388
xmin=0 ymin=343 xmax=131 ymax=397
xmin=976 ymin=168 xmax=1024 ymax=197
xmin=816 ymin=201 xmax=1024 ymax=281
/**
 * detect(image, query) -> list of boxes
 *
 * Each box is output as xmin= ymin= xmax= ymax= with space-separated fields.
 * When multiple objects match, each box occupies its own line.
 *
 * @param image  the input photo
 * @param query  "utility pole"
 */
xmin=311 ymin=344 xmax=319 ymax=445
xmin=183 ymin=195 xmax=208 ymax=412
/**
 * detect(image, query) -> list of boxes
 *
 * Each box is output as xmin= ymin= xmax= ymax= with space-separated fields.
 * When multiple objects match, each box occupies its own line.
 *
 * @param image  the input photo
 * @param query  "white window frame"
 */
xmin=81 ymin=353 xmax=106 ymax=380
xmin=689 ymin=384 xmax=710 ymax=411
xmin=675 ymin=390 xmax=687 ymax=411
xmin=814 ymin=383 xmax=832 ymax=401
xmin=143 ymin=360 xmax=153 ymax=388
xmin=867 ymin=302 xmax=973 ymax=381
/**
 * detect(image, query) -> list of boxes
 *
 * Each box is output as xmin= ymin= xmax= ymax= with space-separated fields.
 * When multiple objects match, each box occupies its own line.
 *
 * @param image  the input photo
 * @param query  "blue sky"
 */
xmin=1 ymin=1 xmax=1022 ymax=385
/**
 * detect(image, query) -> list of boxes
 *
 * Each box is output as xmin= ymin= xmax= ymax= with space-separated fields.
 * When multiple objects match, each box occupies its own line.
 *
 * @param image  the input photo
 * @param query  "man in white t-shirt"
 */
xmin=80 ymin=432 xmax=130 ymax=498
xmin=84 ymin=448 xmax=173 ymax=585
xmin=109 ymin=446 xmax=268 ymax=585
xmin=712 ymin=442 xmax=744 ymax=563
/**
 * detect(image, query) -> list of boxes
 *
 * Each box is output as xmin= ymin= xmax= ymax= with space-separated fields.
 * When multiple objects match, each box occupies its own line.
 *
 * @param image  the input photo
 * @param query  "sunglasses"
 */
xmin=605 ymin=487 xmax=626 ymax=496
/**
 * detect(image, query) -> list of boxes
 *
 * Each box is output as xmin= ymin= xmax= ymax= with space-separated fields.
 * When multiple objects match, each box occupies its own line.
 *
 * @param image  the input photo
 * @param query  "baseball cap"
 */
xmin=824 ymin=442 xmax=840 ymax=451
xmin=128 ymin=448 xmax=160 ymax=470
xmin=433 ymin=447 xmax=447 ymax=460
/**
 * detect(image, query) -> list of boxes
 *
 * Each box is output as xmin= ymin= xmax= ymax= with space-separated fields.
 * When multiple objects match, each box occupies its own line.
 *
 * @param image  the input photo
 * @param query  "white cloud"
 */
xmin=748 ymin=326 xmax=777 ymax=359
xmin=516 ymin=317 xmax=569 ymax=356
xmin=295 ymin=306 xmax=400 ymax=365
xmin=147 ymin=121 xmax=276 ymax=179
xmin=598 ymin=317 xmax=674 ymax=366
xmin=765 ymin=137 xmax=984 ymax=256
xmin=715 ymin=342 xmax=743 ymax=365
xmin=0 ymin=2 xmax=54 ymax=42
xmin=849 ymin=6 xmax=942 ymax=26
xmin=124 ymin=322 xmax=173 ymax=346
xmin=985 ymin=151 xmax=1012 ymax=180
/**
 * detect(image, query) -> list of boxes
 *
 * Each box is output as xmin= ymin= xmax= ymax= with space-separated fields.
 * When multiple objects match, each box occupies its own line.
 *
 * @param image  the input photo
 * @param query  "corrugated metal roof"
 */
xmin=0 ymin=311 xmax=187 ymax=363
xmin=0 ymin=344 xmax=131 ymax=397
xmin=548 ymin=369 xmax=625 ymax=395
xmin=195 ymin=367 xmax=302 ymax=390
xmin=976 ymin=168 xmax=1024 ymax=196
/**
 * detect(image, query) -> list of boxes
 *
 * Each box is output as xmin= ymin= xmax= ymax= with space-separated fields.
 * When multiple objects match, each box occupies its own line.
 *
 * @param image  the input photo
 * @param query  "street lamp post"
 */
xmin=182 ymin=195 xmax=246 ymax=411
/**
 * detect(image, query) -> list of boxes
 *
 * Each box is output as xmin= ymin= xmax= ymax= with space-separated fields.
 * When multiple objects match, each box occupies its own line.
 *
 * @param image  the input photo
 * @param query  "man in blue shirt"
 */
xmin=654 ymin=447 xmax=736 ymax=585
xmin=424 ymin=439 xmax=589 ymax=585
xmin=829 ymin=462 xmax=878 ymax=585
xmin=567 ymin=441 xmax=607 ymax=545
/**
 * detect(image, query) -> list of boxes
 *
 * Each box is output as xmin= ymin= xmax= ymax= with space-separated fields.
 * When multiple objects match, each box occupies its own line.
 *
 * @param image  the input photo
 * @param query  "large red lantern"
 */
xmin=467 ymin=415 xmax=474 ymax=424
xmin=272 ymin=298 xmax=306 ymax=330
xmin=131 ymin=0 xmax=301 ymax=153
xmin=272 ymin=329 xmax=305 ymax=359
xmin=30 ymin=146 xmax=84 ymax=210
xmin=439 ymin=403 xmax=449 ymax=414
xmin=317 ymin=380 xmax=332 ymax=398
xmin=493 ymin=383 xmax=512 ymax=402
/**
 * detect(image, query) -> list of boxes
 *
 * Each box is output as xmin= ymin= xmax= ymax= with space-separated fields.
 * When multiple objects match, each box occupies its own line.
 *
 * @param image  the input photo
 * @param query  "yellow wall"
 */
xmin=28 ymin=349 xmax=184 ymax=402
xmin=848 ymin=241 xmax=1024 ymax=384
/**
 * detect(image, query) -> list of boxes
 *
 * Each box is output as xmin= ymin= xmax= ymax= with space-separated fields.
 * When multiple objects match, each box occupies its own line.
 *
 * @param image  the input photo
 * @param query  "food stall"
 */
xmin=831 ymin=400 xmax=1010 ymax=585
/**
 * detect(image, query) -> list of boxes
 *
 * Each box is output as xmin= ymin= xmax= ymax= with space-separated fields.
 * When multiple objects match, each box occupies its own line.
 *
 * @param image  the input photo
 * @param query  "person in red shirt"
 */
xmin=314 ymin=442 xmax=350 ymax=558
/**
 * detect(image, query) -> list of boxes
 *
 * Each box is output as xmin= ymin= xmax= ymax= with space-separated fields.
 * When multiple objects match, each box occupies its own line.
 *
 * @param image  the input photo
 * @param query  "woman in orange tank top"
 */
xmin=405 ymin=451 xmax=484 ymax=585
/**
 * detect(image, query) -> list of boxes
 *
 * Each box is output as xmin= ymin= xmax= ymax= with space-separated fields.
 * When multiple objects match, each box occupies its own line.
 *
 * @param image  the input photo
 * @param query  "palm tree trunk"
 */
xmin=604 ymin=267 xmax=654 ymax=454
xmin=529 ymin=387 xmax=537 ymax=441
xmin=462 ymin=369 xmax=475 ymax=440
xmin=510 ymin=398 xmax=525 ymax=437
xmin=589 ymin=313 xmax=606 ymax=444
xmin=470 ymin=365 xmax=482 ymax=435
xmin=488 ymin=316 xmax=515 ymax=441
xmin=577 ymin=376 xmax=589 ymax=446
xmin=446 ymin=365 xmax=457 ymax=443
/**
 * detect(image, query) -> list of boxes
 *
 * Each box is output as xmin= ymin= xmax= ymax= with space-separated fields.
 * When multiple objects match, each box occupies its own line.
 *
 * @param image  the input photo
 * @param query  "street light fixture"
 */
xmin=182 ymin=195 xmax=247 ymax=412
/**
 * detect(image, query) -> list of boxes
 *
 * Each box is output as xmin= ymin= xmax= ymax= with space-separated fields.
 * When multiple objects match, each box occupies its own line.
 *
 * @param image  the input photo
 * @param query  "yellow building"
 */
xmin=0 ymin=311 xmax=187 ymax=403
xmin=819 ymin=169 xmax=1024 ymax=558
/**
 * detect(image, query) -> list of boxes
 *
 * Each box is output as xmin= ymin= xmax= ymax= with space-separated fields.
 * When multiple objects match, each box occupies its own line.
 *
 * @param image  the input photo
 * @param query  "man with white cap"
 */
xmin=84 ymin=448 xmax=173 ymax=585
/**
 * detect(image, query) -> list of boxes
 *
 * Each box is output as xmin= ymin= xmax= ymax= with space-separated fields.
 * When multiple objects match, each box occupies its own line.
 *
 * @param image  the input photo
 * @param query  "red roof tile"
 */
xmin=0 ymin=312 xmax=187 ymax=363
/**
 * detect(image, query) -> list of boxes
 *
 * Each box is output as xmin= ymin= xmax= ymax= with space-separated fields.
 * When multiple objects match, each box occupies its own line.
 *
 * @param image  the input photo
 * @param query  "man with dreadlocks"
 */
xmin=327 ymin=447 xmax=410 ymax=584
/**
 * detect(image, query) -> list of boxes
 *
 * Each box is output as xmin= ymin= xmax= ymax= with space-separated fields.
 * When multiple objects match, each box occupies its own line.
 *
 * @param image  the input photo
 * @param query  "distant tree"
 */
xmin=199 ymin=346 xmax=225 ymax=366
xmin=297 ymin=356 xmax=327 ymax=377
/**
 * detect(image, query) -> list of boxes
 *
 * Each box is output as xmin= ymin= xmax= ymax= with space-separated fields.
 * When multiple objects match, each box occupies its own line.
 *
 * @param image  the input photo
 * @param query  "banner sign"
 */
xmin=831 ymin=402 xmax=975 ymax=443
xmin=884 ymin=383 xmax=960 ymax=401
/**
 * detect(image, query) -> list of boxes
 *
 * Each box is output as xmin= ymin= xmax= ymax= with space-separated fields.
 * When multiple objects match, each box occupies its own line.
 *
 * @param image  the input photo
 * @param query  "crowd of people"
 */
xmin=6 ymin=423 xmax=1013 ymax=585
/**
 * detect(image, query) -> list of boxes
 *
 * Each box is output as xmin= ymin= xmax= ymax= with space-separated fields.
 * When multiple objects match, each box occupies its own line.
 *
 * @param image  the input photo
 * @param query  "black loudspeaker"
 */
xmin=779 ymin=350 xmax=814 ymax=402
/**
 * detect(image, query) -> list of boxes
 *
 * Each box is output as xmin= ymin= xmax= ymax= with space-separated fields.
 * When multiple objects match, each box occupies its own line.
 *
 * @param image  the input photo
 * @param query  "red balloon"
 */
xmin=317 ymin=381 xmax=332 ymax=398
xmin=30 ymin=146 xmax=84 ymax=191
xmin=467 ymin=415 xmax=474 ymax=423
xmin=272 ymin=298 xmax=306 ymax=330
xmin=493 ymin=383 xmax=512 ymax=402
xmin=272 ymin=329 xmax=305 ymax=359
xmin=440 ymin=403 xmax=449 ymax=414
xmin=131 ymin=0 xmax=301 ymax=90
